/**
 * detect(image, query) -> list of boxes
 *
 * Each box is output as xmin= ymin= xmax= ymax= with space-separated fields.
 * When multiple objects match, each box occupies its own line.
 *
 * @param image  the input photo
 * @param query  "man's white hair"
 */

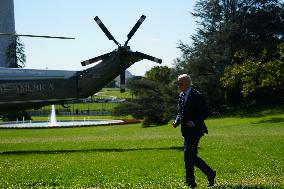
xmin=178 ymin=74 xmax=192 ymax=85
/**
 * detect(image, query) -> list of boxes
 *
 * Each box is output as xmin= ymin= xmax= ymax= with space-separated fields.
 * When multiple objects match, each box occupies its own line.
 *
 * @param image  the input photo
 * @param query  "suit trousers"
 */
xmin=183 ymin=133 xmax=213 ymax=183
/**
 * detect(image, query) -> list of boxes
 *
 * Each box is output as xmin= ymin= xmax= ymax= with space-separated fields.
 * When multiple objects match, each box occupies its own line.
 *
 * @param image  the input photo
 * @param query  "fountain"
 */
xmin=48 ymin=105 xmax=58 ymax=127
xmin=0 ymin=105 xmax=124 ymax=129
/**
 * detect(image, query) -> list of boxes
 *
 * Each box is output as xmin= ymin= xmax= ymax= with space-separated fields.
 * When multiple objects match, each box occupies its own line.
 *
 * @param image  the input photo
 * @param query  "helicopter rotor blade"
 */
xmin=134 ymin=51 xmax=162 ymax=64
xmin=120 ymin=71 xmax=126 ymax=93
xmin=81 ymin=52 xmax=112 ymax=66
xmin=0 ymin=33 xmax=75 ymax=39
xmin=124 ymin=15 xmax=146 ymax=46
xmin=94 ymin=16 xmax=120 ymax=46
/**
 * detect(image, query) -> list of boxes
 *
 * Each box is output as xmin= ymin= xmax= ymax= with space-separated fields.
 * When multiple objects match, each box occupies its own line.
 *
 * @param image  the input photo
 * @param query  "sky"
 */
xmin=14 ymin=0 xmax=198 ymax=76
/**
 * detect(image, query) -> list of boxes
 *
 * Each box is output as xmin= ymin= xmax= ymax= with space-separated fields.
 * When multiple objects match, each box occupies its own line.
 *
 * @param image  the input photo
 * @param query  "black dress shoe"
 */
xmin=188 ymin=182 xmax=197 ymax=188
xmin=208 ymin=171 xmax=216 ymax=187
xmin=184 ymin=181 xmax=197 ymax=188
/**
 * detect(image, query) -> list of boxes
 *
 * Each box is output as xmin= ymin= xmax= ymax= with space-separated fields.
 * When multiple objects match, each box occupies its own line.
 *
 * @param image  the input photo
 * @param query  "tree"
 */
xmin=175 ymin=0 xmax=284 ymax=109
xmin=2 ymin=36 xmax=28 ymax=121
xmin=221 ymin=42 xmax=284 ymax=104
xmin=144 ymin=66 xmax=172 ymax=84
xmin=113 ymin=66 xmax=177 ymax=127
xmin=5 ymin=36 xmax=26 ymax=68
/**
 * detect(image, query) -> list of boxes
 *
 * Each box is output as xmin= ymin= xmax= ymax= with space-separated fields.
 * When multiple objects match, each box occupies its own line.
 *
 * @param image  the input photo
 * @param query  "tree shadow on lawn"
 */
xmin=0 ymin=146 xmax=184 ymax=155
xmin=215 ymin=184 xmax=277 ymax=188
xmin=213 ymin=105 xmax=284 ymax=119
xmin=252 ymin=117 xmax=284 ymax=124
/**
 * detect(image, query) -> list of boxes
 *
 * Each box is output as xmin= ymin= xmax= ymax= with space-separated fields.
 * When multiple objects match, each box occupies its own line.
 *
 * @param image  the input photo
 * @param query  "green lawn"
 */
xmin=31 ymin=115 xmax=133 ymax=121
xmin=37 ymin=102 xmax=119 ymax=112
xmin=98 ymin=88 xmax=133 ymax=99
xmin=32 ymin=88 xmax=132 ymax=112
xmin=0 ymin=108 xmax=283 ymax=188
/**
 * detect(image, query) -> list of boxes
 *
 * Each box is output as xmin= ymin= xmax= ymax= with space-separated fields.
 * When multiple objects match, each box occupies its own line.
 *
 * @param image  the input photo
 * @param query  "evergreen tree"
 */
xmin=5 ymin=36 xmax=26 ymax=68
xmin=2 ymin=36 xmax=28 ymax=121
xmin=175 ymin=0 xmax=284 ymax=109
xmin=113 ymin=66 xmax=177 ymax=127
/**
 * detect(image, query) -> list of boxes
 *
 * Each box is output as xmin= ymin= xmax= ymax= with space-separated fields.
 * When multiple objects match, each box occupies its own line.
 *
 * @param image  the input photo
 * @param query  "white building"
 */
xmin=0 ymin=0 xmax=15 ymax=67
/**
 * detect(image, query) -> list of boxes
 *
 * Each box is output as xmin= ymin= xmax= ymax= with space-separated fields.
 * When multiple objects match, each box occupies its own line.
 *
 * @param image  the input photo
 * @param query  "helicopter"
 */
xmin=0 ymin=15 xmax=162 ymax=113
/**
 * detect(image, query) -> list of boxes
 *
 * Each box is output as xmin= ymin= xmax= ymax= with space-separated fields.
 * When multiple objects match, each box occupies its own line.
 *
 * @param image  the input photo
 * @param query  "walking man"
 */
xmin=172 ymin=74 xmax=216 ymax=188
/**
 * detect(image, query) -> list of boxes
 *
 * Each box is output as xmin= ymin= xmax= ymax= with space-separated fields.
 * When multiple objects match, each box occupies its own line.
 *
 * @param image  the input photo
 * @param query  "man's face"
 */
xmin=178 ymin=78 xmax=190 ymax=92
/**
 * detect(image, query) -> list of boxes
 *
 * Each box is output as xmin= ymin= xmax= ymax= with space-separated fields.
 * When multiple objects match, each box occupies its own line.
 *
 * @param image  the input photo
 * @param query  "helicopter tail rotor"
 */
xmin=81 ymin=52 xmax=112 ymax=66
xmin=117 ymin=51 xmax=161 ymax=93
xmin=82 ymin=15 xmax=162 ymax=93
xmin=124 ymin=15 xmax=146 ymax=46
xmin=134 ymin=51 xmax=162 ymax=64
xmin=94 ymin=16 xmax=120 ymax=46
xmin=120 ymin=71 xmax=126 ymax=93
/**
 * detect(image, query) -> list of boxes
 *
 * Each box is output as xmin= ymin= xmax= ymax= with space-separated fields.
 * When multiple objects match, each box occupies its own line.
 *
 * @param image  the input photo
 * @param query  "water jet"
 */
xmin=0 ymin=105 xmax=124 ymax=129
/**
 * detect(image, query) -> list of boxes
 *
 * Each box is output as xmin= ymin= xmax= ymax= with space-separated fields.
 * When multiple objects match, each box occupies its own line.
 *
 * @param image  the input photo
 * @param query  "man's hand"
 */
xmin=186 ymin=121 xmax=195 ymax=128
xmin=172 ymin=121 xmax=178 ymax=128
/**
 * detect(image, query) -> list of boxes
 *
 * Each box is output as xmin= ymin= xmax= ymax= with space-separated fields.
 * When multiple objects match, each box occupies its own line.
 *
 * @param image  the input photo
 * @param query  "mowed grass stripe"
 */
xmin=0 ymin=111 xmax=283 ymax=188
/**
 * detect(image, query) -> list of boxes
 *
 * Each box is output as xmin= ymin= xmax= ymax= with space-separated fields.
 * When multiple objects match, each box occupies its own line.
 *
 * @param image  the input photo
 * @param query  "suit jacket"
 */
xmin=176 ymin=88 xmax=209 ymax=137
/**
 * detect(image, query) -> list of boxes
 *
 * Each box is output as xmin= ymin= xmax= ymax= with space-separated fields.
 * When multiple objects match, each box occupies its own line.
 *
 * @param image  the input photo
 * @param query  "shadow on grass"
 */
xmin=0 ymin=146 xmax=184 ymax=155
xmin=252 ymin=117 xmax=284 ymax=124
xmin=213 ymin=105 xmax=284 ymax=119
xmin=215 ymin=184 xmax=277 ymax=188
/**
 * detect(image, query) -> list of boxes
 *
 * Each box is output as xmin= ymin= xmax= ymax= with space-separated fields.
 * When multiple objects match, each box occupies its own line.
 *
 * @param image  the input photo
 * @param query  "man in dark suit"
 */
xmin=172 ymin=74 xmax=216 ymax=188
